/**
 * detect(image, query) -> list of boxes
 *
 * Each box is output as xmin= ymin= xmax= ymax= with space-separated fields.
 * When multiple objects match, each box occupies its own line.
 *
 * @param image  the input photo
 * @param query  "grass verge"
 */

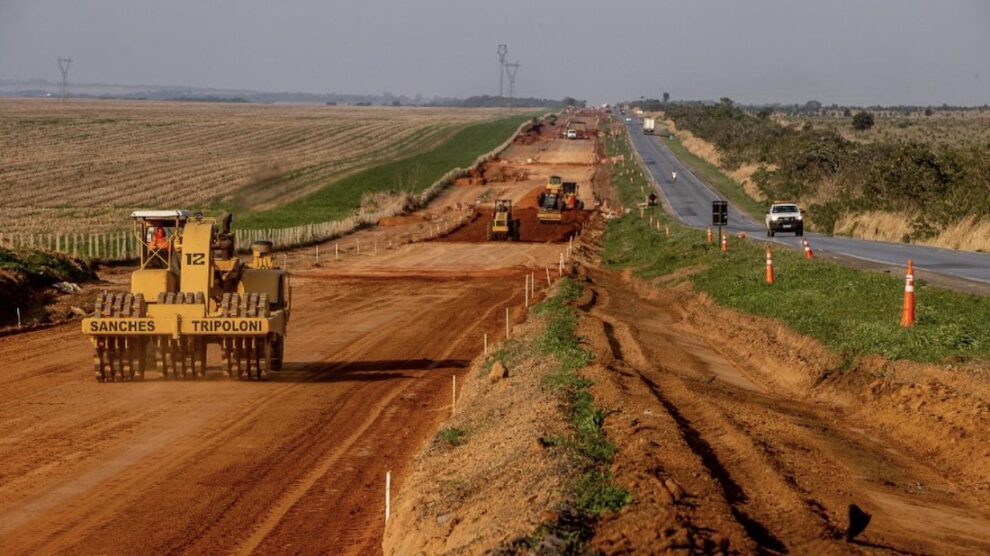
xmin=498 ymin=278 xmax=630 ymax=552
xmin=235 ymin=115 xmax=531 ymax=229
xmin=605 ymin=119 xmax=990 ymax=363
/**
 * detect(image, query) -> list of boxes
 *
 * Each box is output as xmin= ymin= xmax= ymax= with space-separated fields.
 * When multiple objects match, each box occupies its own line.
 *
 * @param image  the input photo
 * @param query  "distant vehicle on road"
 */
xmin=625 ymin=117 xmax=632 ymax=122
xmin=766 ymin=202 xmax=804 ymax=237
xmin=566 ymin=129 xmax=577 ymax=140
xmin=643 ymin=118 xmax=655 ymax=135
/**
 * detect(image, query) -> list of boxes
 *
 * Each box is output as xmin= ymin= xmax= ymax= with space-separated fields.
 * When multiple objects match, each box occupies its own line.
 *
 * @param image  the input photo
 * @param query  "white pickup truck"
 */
xmin=765 ymin=202 xmax=804 ymax=237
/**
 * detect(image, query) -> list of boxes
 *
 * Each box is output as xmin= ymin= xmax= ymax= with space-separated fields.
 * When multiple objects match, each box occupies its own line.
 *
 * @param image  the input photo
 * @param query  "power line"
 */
xmin=505 ymin=61 xmax=520 ymax=108
xmin=57 ymin=57 xmax=72 ymax=101
xmin=496 ymin=44 xmax=508 ymax=98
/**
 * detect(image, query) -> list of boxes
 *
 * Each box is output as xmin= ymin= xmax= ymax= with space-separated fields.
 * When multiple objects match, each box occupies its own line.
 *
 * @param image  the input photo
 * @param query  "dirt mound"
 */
xmin=378 ymin=214 xmax=428 ymax=227
xmin=439 ymin=208 xmax=592 ymax=243
xmin=480 ymin=162 xmax=529 ymax=183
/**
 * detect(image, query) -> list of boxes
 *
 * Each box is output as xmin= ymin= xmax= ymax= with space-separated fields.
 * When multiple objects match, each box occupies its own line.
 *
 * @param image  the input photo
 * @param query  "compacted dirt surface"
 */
xmin=0 ymin=114 xmax=593 ymax=555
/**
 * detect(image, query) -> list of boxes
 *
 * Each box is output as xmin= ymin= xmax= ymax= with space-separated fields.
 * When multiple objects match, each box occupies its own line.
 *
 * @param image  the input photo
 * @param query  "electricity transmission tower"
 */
xmin=505 ymin=62 xmax=520 ymax=108
xmin=496 ymin=44 xmax=508 ymax=98
xmin=57 ymin=57 xmax=72 ymax=100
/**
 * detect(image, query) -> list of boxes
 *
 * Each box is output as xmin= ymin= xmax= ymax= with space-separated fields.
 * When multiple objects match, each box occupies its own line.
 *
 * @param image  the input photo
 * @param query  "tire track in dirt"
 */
xmin=237 ymin=287 xmax=508 ymax=555
xmin=578 ymin=268 xmax=990 ymax=554
xmin=0 ymin=275 xmax=529 ymax=555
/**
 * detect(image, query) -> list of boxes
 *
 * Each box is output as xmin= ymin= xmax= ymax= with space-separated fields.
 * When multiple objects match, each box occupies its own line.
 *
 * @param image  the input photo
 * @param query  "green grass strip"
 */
xmin=235 ymin=115 xmax=531 ymax=229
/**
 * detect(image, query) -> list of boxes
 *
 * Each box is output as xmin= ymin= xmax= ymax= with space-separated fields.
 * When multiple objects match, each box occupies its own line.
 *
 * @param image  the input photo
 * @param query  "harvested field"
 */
xmin=0 ymin=100 xmax=504 ymax=233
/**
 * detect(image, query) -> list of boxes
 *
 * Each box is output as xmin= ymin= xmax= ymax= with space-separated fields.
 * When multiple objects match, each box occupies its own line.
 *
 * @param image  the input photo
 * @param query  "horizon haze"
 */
xmin=1 ymin=0 xmax=988 ymax=106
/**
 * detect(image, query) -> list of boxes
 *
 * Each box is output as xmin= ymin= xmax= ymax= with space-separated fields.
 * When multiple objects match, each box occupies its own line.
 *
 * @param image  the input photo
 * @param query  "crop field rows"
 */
xmin=0 ymin=100 xmax=503 ymax=233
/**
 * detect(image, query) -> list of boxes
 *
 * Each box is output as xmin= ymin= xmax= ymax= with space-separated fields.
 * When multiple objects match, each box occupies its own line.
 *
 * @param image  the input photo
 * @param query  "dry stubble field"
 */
xmin=0 ymin=100 xmax=502 ymax=233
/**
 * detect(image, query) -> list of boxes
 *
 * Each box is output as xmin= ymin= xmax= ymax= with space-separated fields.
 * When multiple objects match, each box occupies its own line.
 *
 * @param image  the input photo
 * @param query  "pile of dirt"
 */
xmin=0 ymin=248 xmax=97 ymax=329
xmin=480 ymin=162 xmax=529 ymax=183
xmin=512 ymin=122 xmax=545 ymax=145
xmin=377 ymin=214 xmax=428 ymax=227
xmin=438 ymin=208 xmax=593 ymax=243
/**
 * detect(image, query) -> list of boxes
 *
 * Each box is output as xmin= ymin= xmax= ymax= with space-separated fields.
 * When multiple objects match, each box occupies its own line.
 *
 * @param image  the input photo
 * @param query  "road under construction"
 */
xmin=2 ymin=110 xmax=990 ymax=555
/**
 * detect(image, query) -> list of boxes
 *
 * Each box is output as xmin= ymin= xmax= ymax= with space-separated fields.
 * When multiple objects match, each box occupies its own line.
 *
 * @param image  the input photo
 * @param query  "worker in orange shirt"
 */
xmin=150 ymin=226 xmax=170 ymax=251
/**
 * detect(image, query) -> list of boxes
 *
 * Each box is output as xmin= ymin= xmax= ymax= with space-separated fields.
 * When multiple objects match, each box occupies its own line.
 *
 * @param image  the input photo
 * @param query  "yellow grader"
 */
xmin=81 ymin=210 xmax=290 ymax=382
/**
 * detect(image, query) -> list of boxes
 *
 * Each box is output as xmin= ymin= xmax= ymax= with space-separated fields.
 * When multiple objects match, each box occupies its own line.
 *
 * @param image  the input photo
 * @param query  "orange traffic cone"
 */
xmin=665 ymin=226 xmax=670 ymax=239
xmin=802 ymin=239 xmax=815 ymax=260
xmin=765 ymin=244 xmax=775 ymax=285
xmin=706 ymin=227 xmax=713 ymax=244
xmin=900 ymin=260 xmax=915 ymax=327
xmin=720 ymin=232 xmax=728 ymax=253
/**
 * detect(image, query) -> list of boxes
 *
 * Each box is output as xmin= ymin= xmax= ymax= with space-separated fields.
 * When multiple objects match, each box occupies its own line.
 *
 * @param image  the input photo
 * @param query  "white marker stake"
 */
xmin=16 ymin=308 xmax=21 ymax=328
xmin=525 ymin=275 xmax=529 ymax=308
xmin=385 ymin=471 xmax=391 ymax=523
xmin=484 ymin=332 xmax=488 ymax=355
xmin=357 ymin=238 xmax=361 ymax=255
xmin=316 ymin=244 xmax=320 ymax=263
xmin=546 ymin=267 xmax=551 ymax=286
xmin=335 ymin=242 xmax=339 ymax=260
xmin=505 ymin=307 xmax=510 ymax=339
xmin=452 ymin=375 xmax=456 ymax=415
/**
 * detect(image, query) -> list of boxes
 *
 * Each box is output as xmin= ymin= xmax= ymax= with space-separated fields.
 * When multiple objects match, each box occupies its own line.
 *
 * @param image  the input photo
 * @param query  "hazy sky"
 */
xmin=1 ymin=0 xmax=988 ymax=105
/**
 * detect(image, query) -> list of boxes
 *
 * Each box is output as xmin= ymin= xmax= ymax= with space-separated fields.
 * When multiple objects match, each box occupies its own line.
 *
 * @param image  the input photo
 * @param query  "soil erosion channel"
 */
xmin=0 ymin=118 xmax=588 ymax=554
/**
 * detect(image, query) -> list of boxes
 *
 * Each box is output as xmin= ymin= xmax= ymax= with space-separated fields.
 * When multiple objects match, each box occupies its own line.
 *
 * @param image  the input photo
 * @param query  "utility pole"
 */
xmin=57 ymin=57 xmax=72 ymax=101
xmin=505 ymin=61 xmax=520 ymax=109
xmin=496 ymin=44 xmax=508 ymax=99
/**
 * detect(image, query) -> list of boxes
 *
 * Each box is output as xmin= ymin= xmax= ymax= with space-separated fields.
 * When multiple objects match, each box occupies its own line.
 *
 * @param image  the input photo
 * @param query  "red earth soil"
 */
xmin=438 ymin=208 xmax=592 ymax=244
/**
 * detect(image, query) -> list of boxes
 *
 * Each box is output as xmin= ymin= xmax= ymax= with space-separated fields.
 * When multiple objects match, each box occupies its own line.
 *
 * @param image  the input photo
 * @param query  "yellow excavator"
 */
xmin=81 ymin=210 xmax=290 ymax=382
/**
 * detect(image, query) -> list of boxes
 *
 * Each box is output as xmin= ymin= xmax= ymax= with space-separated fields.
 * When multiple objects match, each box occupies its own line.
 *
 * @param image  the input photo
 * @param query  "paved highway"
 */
xmin=623 ymin=117 xmax=990 ymax=286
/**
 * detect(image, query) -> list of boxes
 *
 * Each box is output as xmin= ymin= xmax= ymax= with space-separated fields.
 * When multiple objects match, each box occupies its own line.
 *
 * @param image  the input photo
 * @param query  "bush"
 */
xmin=435 ymin=427 xmax=466 ymax=448
xmin=852 ymin=111 xmax=875 ymax=131
xmin=664 ymin=103 xmax=990 ymax=237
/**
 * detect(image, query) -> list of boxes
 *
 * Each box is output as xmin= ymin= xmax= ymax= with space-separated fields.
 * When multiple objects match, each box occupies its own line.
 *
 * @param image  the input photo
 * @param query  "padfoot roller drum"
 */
xmin=82 ymin=211 xmax=290 ymax=381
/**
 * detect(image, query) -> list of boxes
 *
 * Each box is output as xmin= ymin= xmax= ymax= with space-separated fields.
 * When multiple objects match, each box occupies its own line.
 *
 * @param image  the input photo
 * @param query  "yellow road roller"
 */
xmin=82 ymin=210 xmax=290 ymax=381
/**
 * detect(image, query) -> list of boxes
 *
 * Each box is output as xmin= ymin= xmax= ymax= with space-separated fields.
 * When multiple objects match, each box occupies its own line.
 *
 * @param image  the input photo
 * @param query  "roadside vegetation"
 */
xmin=660 ymin=101 xmax=990 ymax=241
xmin=0 ymin=247 xmax=96 ymax=327
xmin=495 ymin=278 xmax=629 ymax=552
xmin=603 ymin=122 xmax=990 ymax=363
xmin=236 ymin=115 xmax=531 ymax=229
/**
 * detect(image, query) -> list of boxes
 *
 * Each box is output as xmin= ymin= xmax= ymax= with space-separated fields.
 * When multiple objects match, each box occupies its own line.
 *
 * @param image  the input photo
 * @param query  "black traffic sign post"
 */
xmin=712 ymin=200 xmax=728 ymax=248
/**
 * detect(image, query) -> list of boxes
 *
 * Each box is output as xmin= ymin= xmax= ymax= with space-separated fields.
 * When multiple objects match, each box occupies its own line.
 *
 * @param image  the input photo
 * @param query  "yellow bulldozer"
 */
xmin=487 ymin=199 xmax=520 ymax=240
xmin=82 ymin=210 xmax=290 ymax=382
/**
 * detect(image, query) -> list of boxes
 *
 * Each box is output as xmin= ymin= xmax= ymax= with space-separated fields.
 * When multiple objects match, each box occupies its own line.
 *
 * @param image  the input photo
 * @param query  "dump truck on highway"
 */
xmin=82 ymin=210 xmax=290 ymax=382
xmin=643 ymin=118 xmax=655 ymax=135
xmin=487 ymin=199 xmax=520 ymax=240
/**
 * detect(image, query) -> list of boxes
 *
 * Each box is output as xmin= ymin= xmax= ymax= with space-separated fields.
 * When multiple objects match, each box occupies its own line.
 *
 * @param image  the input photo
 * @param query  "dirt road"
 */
xmin=578 ymin=266 xmax=990 ymax=554
xmin=0 ymin=271 xmax=529 ymax=554
xmin=0 ymin=115 xmax=590 ymax=554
